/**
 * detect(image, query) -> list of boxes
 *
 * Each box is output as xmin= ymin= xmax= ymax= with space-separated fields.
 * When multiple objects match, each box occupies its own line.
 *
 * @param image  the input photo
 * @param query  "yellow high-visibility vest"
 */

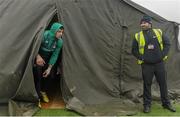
xmin=135 ymin=29 xmax=168 ymax=64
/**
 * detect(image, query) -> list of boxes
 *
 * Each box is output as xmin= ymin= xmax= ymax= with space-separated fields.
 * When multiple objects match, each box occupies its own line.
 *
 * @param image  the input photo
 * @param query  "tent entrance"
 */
xmin=40 ymin=14 xmax=65 ymax=109
xmin=40 ymin=76 xmax=65 ymax=109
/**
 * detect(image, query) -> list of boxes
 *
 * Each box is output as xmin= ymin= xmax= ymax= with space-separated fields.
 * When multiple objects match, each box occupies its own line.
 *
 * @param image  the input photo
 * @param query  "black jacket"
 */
xmin=132 ymin=29 xmax=170 ymax=64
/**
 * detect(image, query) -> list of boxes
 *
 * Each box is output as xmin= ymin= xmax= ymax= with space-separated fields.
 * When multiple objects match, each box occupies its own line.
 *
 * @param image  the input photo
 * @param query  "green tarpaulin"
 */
xmin=0 ymin=0 xmax=179 ymax=116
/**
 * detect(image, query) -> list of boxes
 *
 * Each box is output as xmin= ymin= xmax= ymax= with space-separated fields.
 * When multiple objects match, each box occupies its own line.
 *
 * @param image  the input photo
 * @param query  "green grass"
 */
xmin=34 ymin=103 xmax=180 ymax=116
xmin=137 ymin=103 xmax=180 ymax=116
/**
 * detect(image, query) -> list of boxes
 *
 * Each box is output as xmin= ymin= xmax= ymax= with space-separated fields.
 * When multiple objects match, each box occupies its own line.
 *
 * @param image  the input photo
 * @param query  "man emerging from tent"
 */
xmin=33 ymin=22 xmax=64 ymax=107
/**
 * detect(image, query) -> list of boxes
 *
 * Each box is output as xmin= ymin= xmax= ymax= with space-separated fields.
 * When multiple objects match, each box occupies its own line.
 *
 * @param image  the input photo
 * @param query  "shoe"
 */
xmin=38 ymin=99 xmax=41 ymax=108
xmin=163 ymin=104 xmax=176 ymax=112
xmin=40 ymin=91 xmax=49 ymax=103
xmin=143 ymin=106 xmax=151 ymax=113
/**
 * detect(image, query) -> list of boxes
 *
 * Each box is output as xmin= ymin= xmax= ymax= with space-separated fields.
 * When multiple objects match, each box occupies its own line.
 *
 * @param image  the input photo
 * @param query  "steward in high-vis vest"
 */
xmin=132 ymin=15 xmax=175 ymax=113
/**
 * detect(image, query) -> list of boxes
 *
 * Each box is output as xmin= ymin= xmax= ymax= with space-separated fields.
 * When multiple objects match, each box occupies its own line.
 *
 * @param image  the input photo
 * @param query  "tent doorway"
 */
xmin=38 ymin=14 xmax=65 ymax=109
xmin=40 ymin=75 xmax=65 ymax=109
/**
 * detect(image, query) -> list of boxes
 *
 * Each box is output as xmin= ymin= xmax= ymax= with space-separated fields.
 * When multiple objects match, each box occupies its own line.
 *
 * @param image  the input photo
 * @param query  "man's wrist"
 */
xmin=48 ymin=65 xmax=53 ymax=69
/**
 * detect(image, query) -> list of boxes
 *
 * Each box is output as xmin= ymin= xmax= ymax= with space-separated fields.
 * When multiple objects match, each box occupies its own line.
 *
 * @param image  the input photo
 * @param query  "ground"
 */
xmin=34 ymin=102 xmax=180 ymax=116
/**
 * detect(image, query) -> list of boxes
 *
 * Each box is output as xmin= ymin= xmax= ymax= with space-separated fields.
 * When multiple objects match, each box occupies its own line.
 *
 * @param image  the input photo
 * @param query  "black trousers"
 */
xmin=33 ymin=55 xmax=50 ymax=98
xmin=141 ymin=61 xmax=170 ymax=107
xmin=33 ymin=65 xmax=48 ymax=98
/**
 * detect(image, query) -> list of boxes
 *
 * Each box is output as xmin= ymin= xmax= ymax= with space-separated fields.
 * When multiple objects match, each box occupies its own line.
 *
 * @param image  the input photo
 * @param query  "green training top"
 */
xmin=39 ymin=23 xmax=63 ymax=65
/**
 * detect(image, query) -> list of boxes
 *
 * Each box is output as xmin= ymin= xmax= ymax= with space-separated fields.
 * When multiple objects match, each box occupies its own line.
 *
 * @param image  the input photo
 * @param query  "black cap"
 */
xmin=140 ymin=15 xmax=152 ymax=24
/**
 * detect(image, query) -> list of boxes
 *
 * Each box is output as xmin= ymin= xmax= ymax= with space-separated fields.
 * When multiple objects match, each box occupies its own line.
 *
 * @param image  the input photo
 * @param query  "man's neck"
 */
xmin=142 ymin=28 xmax=152 ymax=32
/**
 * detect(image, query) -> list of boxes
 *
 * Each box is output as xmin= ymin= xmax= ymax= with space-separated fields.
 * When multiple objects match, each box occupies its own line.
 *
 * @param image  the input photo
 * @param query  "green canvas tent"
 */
xmin=0 ymin=0 xmax=179 ymax=116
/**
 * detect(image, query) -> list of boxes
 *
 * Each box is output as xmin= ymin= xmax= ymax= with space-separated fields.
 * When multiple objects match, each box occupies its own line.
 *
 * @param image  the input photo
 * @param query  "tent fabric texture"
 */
xmin=0 ymin=0 xmax=180 ymax=116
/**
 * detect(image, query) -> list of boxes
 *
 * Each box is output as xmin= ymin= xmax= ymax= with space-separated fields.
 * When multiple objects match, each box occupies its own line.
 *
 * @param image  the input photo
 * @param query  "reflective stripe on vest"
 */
xmin=153 ymin=29 xmax=163 ymax=51
xmin=134 ymin=29 xmax=168 ymax=64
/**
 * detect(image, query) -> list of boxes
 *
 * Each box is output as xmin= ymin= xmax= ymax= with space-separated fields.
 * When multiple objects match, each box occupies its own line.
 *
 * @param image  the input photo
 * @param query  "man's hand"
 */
xmin=36 ymin=54 xmax=45 ymax=66
xmin=43 ymin=65 xmax=52 ymax=78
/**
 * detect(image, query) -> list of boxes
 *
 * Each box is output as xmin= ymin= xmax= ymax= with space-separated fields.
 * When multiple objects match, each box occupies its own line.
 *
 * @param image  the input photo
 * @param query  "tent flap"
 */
xmin=0 ymin=0 xmax=180 ymax=116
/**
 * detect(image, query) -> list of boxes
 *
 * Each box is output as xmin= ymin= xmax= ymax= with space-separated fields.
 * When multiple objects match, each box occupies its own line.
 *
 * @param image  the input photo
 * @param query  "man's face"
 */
xmin=140 ymin=21 xmax=151 ymax=30
xmin=56 ymin=29 xmax=64 ymax=39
